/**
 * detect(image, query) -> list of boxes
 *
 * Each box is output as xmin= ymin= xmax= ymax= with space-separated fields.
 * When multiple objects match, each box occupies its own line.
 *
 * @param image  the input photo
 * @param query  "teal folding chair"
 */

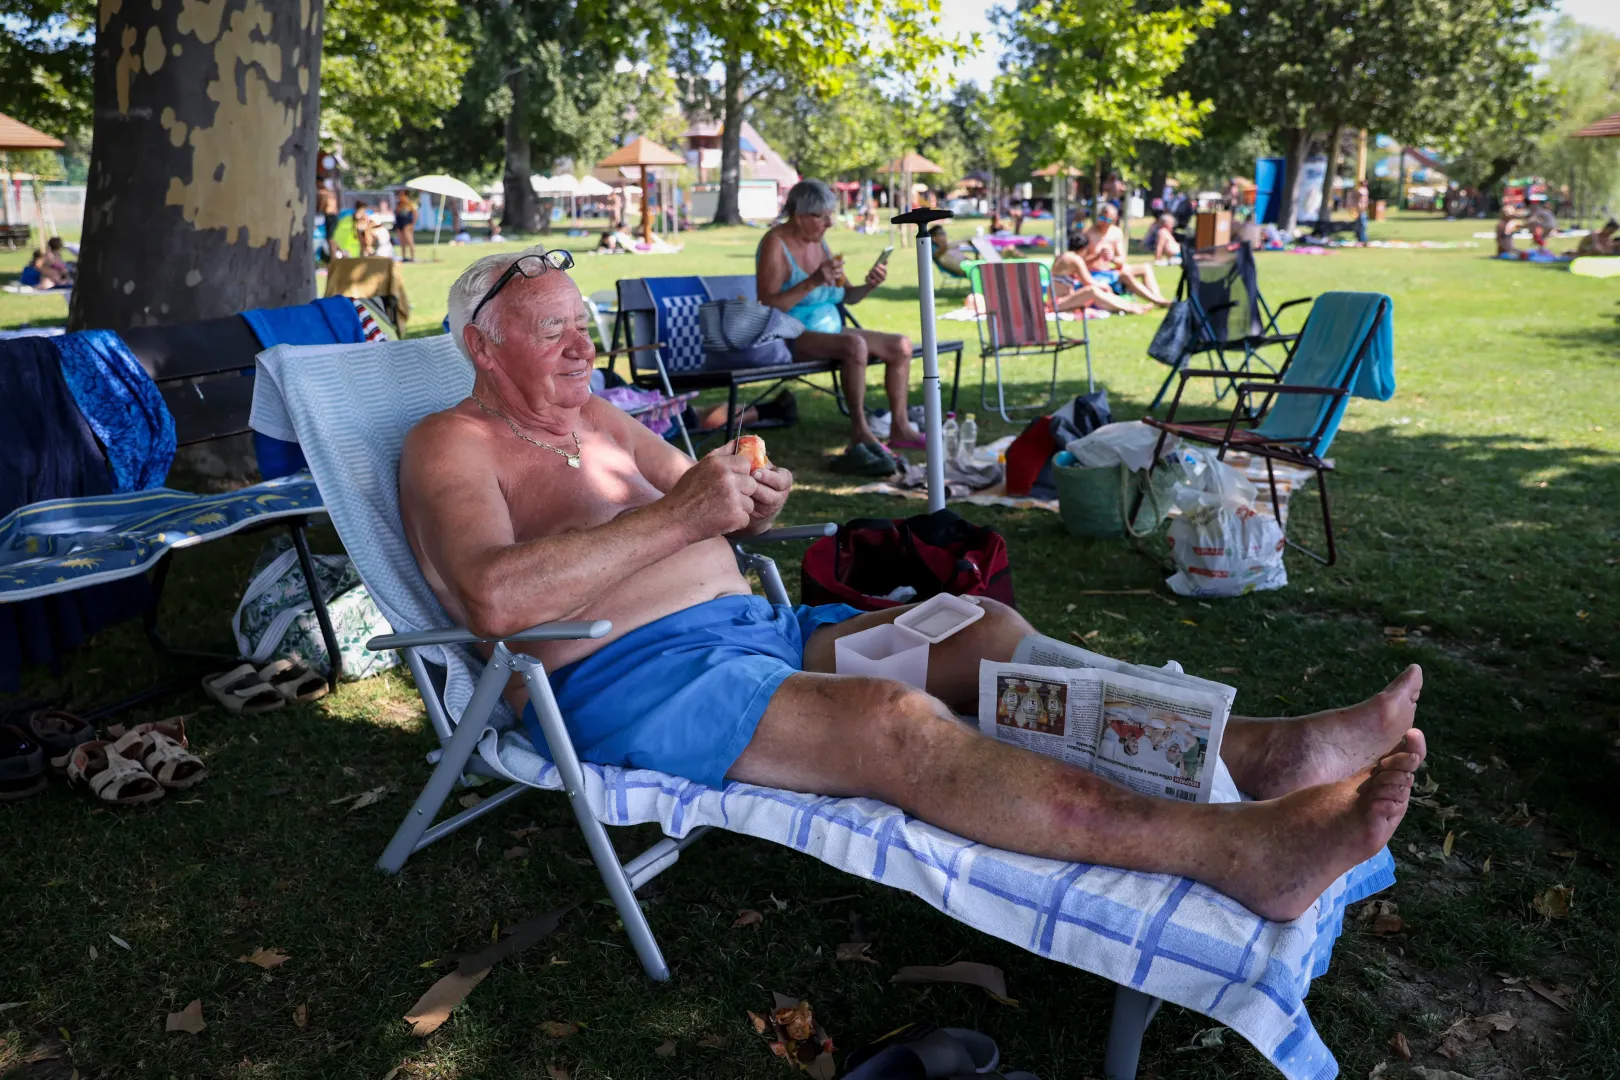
xmin=1137 ymin=292 xmax=1395 ymax=566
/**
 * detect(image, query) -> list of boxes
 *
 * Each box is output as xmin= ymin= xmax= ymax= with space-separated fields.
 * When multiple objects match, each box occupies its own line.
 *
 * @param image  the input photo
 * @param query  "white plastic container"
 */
xmin=893 ymin=592 xmax=986 ymax=644
xmin=834 ymin=623 xmax=930 ymax=689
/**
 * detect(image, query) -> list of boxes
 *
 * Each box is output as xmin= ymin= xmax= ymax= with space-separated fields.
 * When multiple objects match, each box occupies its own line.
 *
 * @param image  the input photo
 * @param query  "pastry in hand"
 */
xmin=735 ymin=434 xmax=769 ymax=471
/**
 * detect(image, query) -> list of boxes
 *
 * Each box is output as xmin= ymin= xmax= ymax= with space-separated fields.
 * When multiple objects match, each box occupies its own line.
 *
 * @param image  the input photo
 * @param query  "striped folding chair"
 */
xmin=964 ymin=259 xmax=1093 ymax=423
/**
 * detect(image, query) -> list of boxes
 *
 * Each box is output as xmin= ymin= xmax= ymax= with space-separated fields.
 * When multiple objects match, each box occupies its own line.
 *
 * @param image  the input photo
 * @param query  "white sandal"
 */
xmin=202 ymin=664 xmax=283 ymax=714
xmin=114 ymin=723 xmax=207 ymax=790
xmin=256 ymin=659 xmax=329 ymax=704
xmin=67 ymin=741 xmax=164 ymax=805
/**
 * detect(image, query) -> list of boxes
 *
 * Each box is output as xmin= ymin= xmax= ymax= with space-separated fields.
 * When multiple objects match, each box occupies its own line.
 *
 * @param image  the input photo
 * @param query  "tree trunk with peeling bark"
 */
xmin=502 ymin=69 xmax=539 ymax=234
xmin=714 ymin=49 xmax=744 ymax=227
xmin=71 ymin=0 xmax=324 ymax=331
xmin=1318 ymin=123 xmax=1344 ymax=229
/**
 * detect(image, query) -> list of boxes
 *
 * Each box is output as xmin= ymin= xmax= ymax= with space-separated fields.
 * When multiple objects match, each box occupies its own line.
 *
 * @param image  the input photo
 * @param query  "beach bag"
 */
xmin=1053 ymin=453 xmax=1177 ymax=539
xmin=1147 ymin=301 xmax=1194 ymax=365
xmin=698 ymin=298 xmax=804 ymax=350
xmin=800 ymin=509 xmax=1016 ymax=611
xmin=231 ymin=537 xmax=400 ymax=680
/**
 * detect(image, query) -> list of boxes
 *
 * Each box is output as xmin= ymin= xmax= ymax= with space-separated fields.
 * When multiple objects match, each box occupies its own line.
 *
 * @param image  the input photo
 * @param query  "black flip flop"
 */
xmin=845 ymin=1026 xmax=1000 ymax=1078
xmin=0 ymin=724 xmax=47 ymax=801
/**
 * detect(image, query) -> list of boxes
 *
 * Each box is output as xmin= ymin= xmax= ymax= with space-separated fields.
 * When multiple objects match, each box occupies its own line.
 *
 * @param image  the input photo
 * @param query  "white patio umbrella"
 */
xmin=405 ymin=174 xmax=482 ymax=257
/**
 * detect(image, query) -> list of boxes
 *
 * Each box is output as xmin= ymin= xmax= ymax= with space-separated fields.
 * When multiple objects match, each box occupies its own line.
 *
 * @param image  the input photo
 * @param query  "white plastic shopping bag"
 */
xmin=1164 ymin=460 xmax=1287 ymax=598
xmin=1065 ymin=420 xmax=1176 ymax=472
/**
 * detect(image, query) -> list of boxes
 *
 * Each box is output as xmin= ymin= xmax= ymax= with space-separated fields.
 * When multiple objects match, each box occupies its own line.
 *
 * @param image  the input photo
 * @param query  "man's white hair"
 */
xmin=446 ymin=244 xmax=564 ymax=359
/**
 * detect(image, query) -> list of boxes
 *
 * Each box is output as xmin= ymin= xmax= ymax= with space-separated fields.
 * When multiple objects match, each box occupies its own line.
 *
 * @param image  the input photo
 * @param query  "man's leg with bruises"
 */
xmin=801 ymin=600 xmax=1425 ymax=798
xmin=728 ymin=666 xmax=1423 ymax=922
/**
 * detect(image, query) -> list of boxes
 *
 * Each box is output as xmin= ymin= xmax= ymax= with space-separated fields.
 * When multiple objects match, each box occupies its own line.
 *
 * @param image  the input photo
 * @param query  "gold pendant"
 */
xmin=566 ymin=455 xmax=581 ymax=468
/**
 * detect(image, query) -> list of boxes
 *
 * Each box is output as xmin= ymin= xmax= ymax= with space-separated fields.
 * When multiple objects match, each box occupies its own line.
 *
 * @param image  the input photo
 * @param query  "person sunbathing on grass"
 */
xmin=1050 ymin=232 xmax=1154 ymax=316
xmin=1082 ymin=203 xmax=1172 ymax=307
xmin=398 ymin=246 xmax=1428 ymax=923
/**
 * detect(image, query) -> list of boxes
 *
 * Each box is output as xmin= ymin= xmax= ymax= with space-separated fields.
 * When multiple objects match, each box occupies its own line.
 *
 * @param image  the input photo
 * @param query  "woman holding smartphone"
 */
xmin=757 ymin=179 xmax=921 ymax=476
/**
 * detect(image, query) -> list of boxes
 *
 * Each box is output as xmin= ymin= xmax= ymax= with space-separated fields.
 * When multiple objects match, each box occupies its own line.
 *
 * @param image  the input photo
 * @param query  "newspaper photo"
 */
xmin=979 ymin=635 xmax=1234 ymax=804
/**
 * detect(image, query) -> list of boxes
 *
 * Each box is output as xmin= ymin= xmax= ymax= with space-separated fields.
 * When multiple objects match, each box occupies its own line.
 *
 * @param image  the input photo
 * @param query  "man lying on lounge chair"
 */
xmin=399 ymin=246 xmax=1428 ymax=923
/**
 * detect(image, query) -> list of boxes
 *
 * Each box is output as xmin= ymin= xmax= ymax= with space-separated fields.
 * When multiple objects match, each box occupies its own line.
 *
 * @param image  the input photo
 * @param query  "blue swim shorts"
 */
xmin=521 ymin=595 xmax=864 ymax=788
xmin=1091 ymin=268 xmax=1122 ymax=294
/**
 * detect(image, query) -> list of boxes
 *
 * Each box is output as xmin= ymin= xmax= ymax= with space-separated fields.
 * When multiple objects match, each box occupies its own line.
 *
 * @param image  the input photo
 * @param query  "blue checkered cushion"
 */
xmin=644 ymin=276 xmax=708 ymax=373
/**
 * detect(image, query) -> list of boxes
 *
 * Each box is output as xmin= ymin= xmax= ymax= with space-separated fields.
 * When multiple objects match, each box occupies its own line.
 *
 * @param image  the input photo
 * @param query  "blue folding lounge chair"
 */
xmin=1137 ymin=291 xmax=1396 ymax=566
xmin=256 ymin=332 xmax=1398 ymax=1080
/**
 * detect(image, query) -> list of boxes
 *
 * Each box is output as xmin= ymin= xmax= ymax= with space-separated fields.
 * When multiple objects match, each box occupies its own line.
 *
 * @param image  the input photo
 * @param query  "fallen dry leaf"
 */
xmin=891 ymin=961 xmax=1017 ymax=1005
xmin=1101 ymin=609 xmax=1126 ymax=620
xmin=546 ymin=1068 xmax=571 ymax=1080
xmin=697 ymin=1033 xmax=728 ymax=1049
xmin=1215 ymin=666 xmax=1242 ymax=675
xmin=108 ymin=933 xmax=131 ymax=951
xmin=1527 ymin=977 xmax=1572 ymax=1011
xmin=1479 ymin=1012 xmax=1517 ymax=1032
xmin=1531 ymin=884 xmax=1573 ymax=919
xmin=1371 ymin=913 xmax=1405 ymax=935
xmin=238 ymin=947 xmax=290 ymax=970
xmin=458 ymin=792 xmax=483 ymax=809
xmin=458 ymin=901 xmax=577 ymax=977
xmin=654 ymin=1039 xmax=676 ymax=1057
xmin=1443 ymin=831 xmax=1455 ymax=858
xmin=731 ymin=909 xmax=764 ymax=930
xmin=348 ymin=786 xmax=389 ymax=813
xmin=292 ymin=1003 xmax=308 ymax=1029
xmin=541 ymin=1020 xmax=579 ymax=1038
xmin=835 ymin=941 xmax=876 ymax=964
xmin=1389 ymin=1031 xmax=1412 ymax=1061
xmin=503 ymin=846 xmax=530 ymax=861
xmin=748 ymin=1010 xmax=769 ymax=1033
xmin=1412 ymin=1069 xmax=1476 ymax=1080
xmin=404 ymin=968 xmax=490 ymax=1036
xmin=509 ymin=826 xmax=541 ymax=841
xmin=165 ymin=999 xmax=205 ymax=1035
xmin=1482 ymin=856 xmax=1493 ymax=874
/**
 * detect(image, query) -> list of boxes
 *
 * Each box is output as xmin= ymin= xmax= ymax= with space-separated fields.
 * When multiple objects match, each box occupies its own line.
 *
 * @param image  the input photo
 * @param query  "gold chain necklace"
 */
xmin=470 ymin=393 xmax=582 ymax=468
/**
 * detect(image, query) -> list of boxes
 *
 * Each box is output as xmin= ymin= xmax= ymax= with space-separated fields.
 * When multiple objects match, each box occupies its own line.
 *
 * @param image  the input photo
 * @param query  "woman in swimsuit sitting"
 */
xmin=1083 ymin=204 xmax=1172 ymax=307
xmin=758 ymin=179 xmax=920 ymax=476
xmin=1050 ymin=232 xmax=1153 ymax=316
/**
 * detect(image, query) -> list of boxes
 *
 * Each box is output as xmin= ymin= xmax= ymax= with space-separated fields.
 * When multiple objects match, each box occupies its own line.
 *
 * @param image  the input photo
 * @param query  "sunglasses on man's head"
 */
xmin=468 ymin=249 xmax=575 ymax=330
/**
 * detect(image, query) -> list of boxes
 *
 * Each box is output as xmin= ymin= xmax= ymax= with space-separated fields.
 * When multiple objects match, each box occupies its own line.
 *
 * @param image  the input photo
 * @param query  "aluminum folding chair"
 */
xmin=962 ymin=259 xmax=1092 ymax=423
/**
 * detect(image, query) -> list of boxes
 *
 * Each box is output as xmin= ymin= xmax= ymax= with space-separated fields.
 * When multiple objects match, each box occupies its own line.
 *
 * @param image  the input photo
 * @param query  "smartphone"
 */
xmin=874 ymin=246 xmax=895 ymax=268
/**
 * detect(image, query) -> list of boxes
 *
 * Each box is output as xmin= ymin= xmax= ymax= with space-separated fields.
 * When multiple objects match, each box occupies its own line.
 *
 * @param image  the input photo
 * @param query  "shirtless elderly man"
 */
xmin=400 ymin=246 xmax=1428 ymax=923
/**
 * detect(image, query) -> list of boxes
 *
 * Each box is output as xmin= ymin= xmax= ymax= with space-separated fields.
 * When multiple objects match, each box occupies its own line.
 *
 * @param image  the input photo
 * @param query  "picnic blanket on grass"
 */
xmin=0 ymin=474 xmax=324 ymax=603
xmin=260 ymin=335 xmax=1394 ymax=1080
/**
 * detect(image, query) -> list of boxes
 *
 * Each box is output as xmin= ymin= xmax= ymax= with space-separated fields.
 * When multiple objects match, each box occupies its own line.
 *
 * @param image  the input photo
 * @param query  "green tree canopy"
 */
xmin=998 ymin=0 xmax=1225 ymax=181
xmin=0 ymin=0 xmax=93 ymax=142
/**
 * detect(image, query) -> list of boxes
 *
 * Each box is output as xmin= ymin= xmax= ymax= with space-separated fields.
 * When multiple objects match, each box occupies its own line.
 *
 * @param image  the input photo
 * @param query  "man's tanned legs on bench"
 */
xmin=730 ymin=599 xmax=1425 ymax=922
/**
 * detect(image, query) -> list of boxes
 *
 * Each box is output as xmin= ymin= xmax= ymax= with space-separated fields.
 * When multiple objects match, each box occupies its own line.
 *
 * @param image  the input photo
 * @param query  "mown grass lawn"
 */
xmin=2 ymin=214 xmax=1617 ymax=1080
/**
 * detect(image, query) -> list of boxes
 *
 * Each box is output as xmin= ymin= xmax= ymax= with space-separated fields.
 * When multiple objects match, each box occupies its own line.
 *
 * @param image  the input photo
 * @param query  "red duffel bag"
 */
xmin=799 ymin=509 xmax=1016 ymax=612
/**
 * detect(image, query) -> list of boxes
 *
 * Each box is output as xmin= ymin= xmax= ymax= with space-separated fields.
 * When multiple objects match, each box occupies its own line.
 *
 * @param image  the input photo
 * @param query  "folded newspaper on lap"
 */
xmin=978 ymin=634 xmax=1234 ymax=804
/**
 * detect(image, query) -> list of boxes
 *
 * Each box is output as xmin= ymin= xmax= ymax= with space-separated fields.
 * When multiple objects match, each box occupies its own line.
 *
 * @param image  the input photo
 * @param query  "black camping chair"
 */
xmin=1147 ymin=242 xmax=1313 ymax=414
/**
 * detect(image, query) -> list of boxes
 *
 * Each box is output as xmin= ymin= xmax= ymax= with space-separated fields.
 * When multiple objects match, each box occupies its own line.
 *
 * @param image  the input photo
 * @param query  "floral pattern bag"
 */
xmin=231 ymin=536 xmax=400 ymax=681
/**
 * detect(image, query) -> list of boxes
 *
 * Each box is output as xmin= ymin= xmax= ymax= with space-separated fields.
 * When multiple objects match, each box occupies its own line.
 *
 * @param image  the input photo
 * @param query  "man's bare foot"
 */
xmin=1231 ymin=665 xmax=1423 ymax=800
xmin=1215 ymin=729 xmax=1425 ymax=922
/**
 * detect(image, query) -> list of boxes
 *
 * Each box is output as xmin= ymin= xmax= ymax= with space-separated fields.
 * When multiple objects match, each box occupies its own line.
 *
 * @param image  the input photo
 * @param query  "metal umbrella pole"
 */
xmin=893 ymin=207 xmax=955 ymax=512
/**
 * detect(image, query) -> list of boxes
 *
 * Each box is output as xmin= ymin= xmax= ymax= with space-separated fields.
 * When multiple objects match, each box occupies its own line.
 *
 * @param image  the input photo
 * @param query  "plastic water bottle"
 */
xmin=958 ymin=413 xmax=978 ymax=466
xmin=941 ymin=412 xmax=959 ymax=463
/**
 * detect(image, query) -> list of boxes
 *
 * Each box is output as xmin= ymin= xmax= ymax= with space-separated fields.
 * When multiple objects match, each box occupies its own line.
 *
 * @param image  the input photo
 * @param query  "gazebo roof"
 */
xmin=1571 ymin=112 xmax=1620 ymax=138
xmin=0 ymin=112 xmax=63 ymax=151
xmin=597 ymin=136 xmax=686 ymax=169
xmin=1032 ymin=162 xmax=1082 ymax=177
xmin=885 ymin=152 xmax=943 ymax=174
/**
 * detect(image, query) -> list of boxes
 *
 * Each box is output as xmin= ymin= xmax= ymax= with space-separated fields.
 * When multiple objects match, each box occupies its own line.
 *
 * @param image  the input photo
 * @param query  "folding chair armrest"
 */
xmin=1273 ymin=297 xmax=1313 ymax=316
xmin=367 ymin=620 xmax=613 ymax=651
xmin=1235 ymin=382 xmax=1348 ymax=398
xmin=1177 ymin=369 xmax=1279 ymax=381
xmin=751 ymin=523 xmax=837 ymax=543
